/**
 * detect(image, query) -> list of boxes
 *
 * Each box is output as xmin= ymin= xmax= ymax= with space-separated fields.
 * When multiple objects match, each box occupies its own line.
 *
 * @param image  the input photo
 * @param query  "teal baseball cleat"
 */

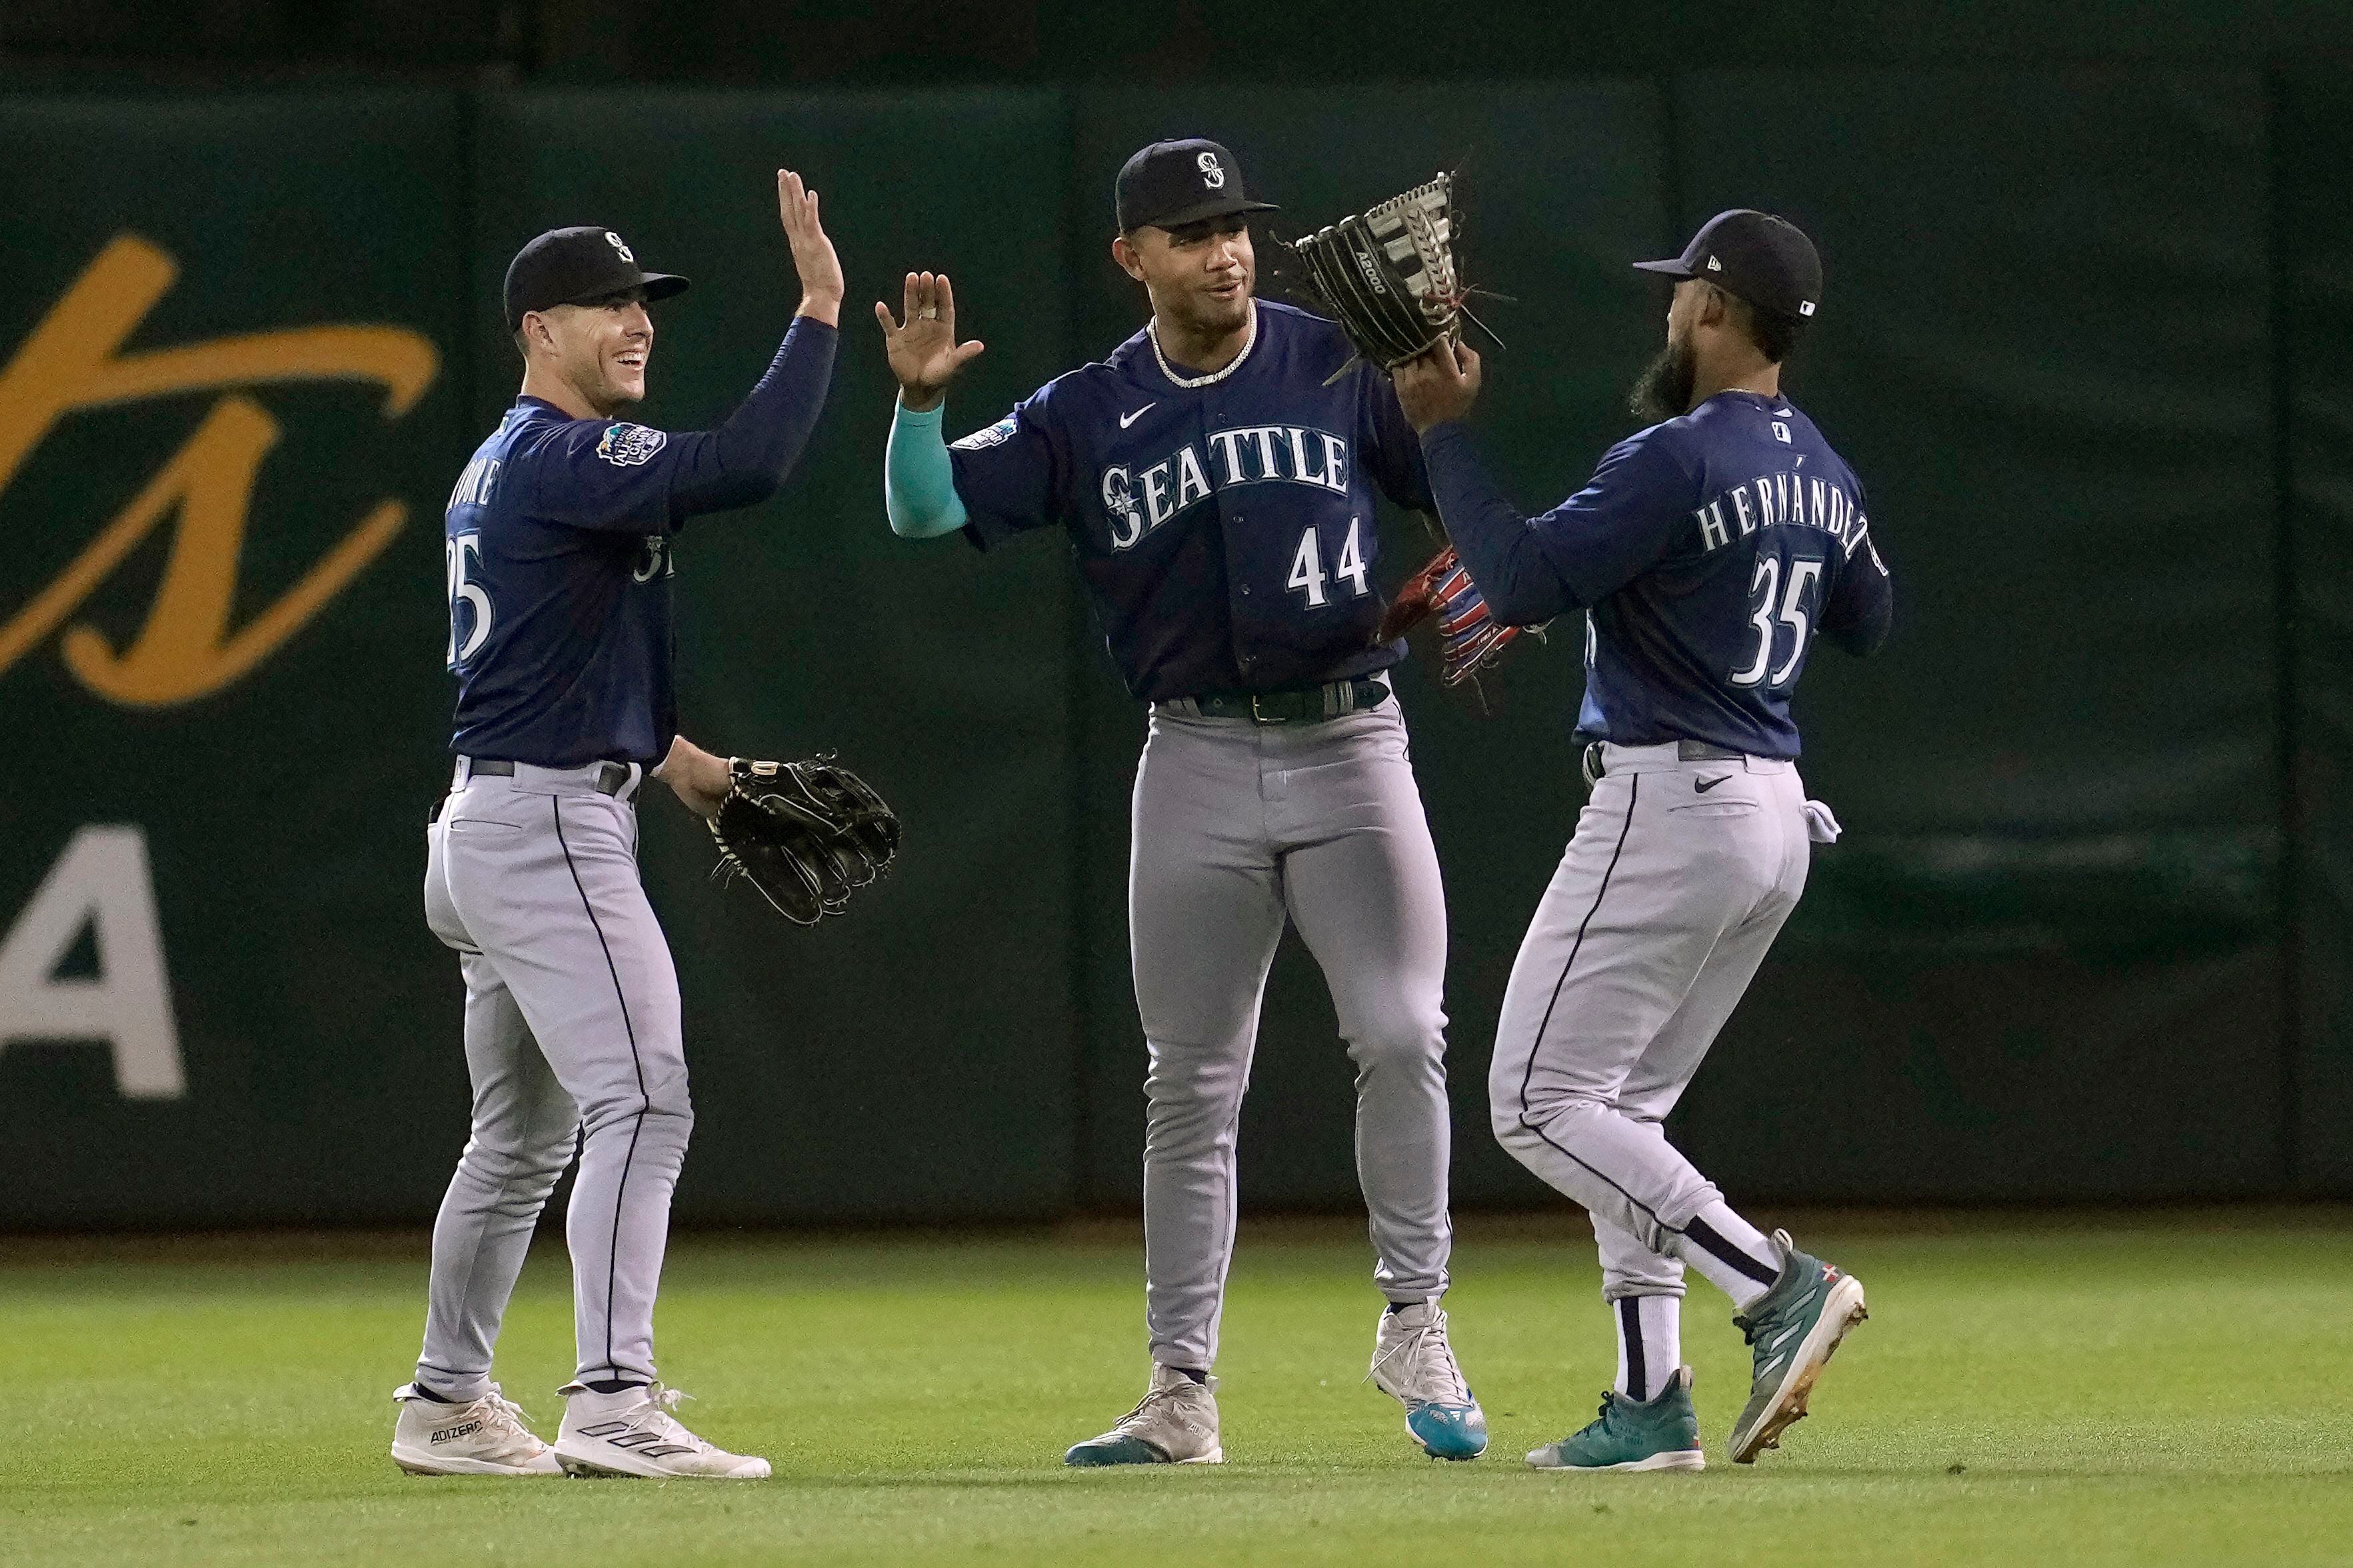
xmin=1369 ymin=1300 xmax=1489 ymax=1460
xmin=1727 ymin=1229 xmax=1868 ymax=1464
xmin=1063 ymin=1365 xmax=1223 ymax=1467
xmin=1526 ymin=1366 xmax=1706 ymax=1472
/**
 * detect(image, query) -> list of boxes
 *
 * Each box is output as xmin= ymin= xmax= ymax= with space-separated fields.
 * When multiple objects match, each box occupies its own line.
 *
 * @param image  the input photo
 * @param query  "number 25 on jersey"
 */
xmin=446 ymin=532 xmax=492 ymax=671
xmin=1288 ymin=518 xmax=1370 ymax=608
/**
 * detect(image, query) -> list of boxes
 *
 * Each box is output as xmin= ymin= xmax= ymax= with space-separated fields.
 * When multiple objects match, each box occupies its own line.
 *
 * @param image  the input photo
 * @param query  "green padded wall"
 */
xmin=0 ymin=73 xmax=2340 ymax=1227
xmin=0 ymin=89 xmax=472 ymax=1223
xmin=1662 ymin=71 xmax=2286 ymax=1197
xmin=2282 ymin=69 xmax=2353 ymax=1191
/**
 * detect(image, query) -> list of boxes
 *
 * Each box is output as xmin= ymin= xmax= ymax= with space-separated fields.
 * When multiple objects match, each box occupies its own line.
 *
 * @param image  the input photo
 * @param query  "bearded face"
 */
xmin=1627 ymin=320 xmax=1698 ymax=424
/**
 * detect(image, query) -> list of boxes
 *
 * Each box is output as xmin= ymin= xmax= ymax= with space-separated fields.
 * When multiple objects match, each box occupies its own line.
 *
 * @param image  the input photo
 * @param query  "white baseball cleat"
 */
xmin=390 ymin=1382 xmax=562 ymax=1477
xmin=1063 ymin=1363 xmax=1224 ymax=1466
xmin=1368 ymin=1299 xmax=1490 ymax=1460
xmin=553 ymin=1381 xmax=773 ymax=1479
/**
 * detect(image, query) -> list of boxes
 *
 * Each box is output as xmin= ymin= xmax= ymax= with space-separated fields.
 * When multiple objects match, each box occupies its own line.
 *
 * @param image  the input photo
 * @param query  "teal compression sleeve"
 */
xmin=884 ymin=398 xmax=969 ymax=539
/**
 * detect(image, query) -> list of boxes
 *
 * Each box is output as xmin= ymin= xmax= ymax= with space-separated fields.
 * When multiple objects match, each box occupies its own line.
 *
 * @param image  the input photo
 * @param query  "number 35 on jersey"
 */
xmin=1732 ymin=552 xmax=1822 ymax=691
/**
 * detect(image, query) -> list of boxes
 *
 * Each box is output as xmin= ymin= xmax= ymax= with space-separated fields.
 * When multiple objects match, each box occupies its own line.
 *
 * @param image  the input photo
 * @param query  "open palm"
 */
xmin=875 ymin=271 xmax=985 ymax=411
xmin=776 ymin=169 xmax=843 ymax=314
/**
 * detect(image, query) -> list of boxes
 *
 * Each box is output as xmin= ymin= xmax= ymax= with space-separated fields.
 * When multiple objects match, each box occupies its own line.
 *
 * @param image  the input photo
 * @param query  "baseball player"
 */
xmin=388 ymin=172 xmax=840 ymax=1480
xmin=874 ymin=139 xmax=1485 ymax=1465
xmin=1390 ymin=211 xmax=1892 ymax=1471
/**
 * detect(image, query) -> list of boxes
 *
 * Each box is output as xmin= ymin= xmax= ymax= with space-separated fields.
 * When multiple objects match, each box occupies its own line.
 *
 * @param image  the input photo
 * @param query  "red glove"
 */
xmin=1376 ymin=544 xmax=1539 ymax=689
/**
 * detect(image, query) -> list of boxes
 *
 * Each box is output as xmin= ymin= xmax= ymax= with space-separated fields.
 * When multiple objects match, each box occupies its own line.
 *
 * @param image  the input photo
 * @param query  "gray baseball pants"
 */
xmin=1131 ymin=697 xmax=1452 ymax=1371
xmin=415 ymin=758 xmax=689 ymax=1397
xmin=1488 ymin=743 xmax=1808 ymax=1300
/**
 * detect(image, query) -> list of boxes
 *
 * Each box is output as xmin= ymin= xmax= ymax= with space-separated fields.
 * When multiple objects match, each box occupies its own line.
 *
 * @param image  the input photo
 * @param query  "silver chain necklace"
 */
xmin=1149 ymin=303 xmax=1258 ymax=389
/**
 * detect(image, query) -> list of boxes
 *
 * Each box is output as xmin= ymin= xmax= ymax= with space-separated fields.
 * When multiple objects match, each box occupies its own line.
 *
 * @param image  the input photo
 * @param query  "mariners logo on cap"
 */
xmin=1196 ymin=151 xmax=1226 ymax=191
xmin=605 ymin=231 xmax=636 ymax=264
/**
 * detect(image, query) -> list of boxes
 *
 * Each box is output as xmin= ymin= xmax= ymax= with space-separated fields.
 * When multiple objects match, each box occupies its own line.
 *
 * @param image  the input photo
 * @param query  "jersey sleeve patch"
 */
xmin=595 ymin=422 xmax=669 ymax=467
xmin=952 ymin=414 xmax=1018 ymax=451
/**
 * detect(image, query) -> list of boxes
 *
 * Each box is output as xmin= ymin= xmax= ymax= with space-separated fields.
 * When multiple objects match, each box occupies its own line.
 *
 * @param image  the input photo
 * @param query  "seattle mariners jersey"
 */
xmin=1420 ymin=389 xmax=1892 ymax=758
xmin=445 ymin=319 xmax=836 ymax=766
xmin=949 ymin=301 xmax=1434 ymax=701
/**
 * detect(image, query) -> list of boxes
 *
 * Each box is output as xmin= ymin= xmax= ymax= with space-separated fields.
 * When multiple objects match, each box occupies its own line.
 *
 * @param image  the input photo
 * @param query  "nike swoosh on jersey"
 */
xmin=1695 ymin=774 xmax=1733 ymax=793
xmin=1119 ymin=403 xmax=1155 ymax=428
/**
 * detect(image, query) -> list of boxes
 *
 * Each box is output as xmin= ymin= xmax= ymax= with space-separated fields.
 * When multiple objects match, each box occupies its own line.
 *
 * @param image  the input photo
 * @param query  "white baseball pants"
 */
xmin=1130 ymin=699 xmax=1454 ymax=1371
xmin=1488 ymin=742 xmax=1809 ymax=1301
xmin=415 ymin=759 xmax=689 ymax=1396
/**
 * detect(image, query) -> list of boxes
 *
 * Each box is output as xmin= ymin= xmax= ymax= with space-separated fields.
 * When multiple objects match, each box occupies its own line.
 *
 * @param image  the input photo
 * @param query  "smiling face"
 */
xmin=519 ymin=288 xmax=653 ymax=415
xmin=1114 ymin=215 xmax=1255 ymax=341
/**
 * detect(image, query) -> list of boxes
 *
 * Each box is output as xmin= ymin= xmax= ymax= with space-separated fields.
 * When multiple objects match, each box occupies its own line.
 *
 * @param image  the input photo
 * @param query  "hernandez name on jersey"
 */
xmin=1583 ymin=394 xmax=1885 ymax=758
xmin=1421 ymin=388 xmax=1892 ymax=760
xmin=1574 ymin=392 xmax=1889 ymax=759
xmin=946 ymin=301 xmax=1435 ymax=702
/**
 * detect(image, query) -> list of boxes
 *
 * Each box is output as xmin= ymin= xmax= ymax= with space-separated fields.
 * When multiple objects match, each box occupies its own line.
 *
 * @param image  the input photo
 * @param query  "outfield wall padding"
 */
xmin=0 ymin=76 xmax=2337 ymax=1227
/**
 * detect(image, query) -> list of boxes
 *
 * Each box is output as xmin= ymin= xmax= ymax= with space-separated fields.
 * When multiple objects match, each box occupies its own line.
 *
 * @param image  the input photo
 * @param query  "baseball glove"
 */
xmin=709 ymin=755 xmax=900 ymax=926
xmin=1283 ymin=172 xmax=1464 ymax=370
xmin=1377 ymin=544 xmax=1542 ymax=690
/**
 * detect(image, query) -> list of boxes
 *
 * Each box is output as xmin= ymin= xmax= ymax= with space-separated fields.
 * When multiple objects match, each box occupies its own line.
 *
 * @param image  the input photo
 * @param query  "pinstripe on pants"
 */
xmin=1486 ymin=744 xmax=1808 ymax=1301
xmin=417 ymin=764 xmax=690 ymax=1395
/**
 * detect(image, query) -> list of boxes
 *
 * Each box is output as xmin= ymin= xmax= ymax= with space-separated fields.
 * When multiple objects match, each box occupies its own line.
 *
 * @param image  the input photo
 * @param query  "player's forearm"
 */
xmin=653 ymin=735 xmax=731 ymax=820
xmin=1417 ymin=422 xmax=1578 ymax=626
xmin=883 ymin=397 xmax=970 ymax=540
xmin=1822 ymin=527 xmax=1895 ymax=656
xmin=1824 ymin=591 xmax=1893 ymax=658
xmin=671 ymin=317 xmax=841 ymax=514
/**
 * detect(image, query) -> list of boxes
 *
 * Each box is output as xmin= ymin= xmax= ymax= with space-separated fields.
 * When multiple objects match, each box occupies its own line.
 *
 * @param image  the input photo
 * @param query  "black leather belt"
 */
xmin=462 ymin=758 xmax=637 ymax=796
xmin=1183 ymin=678 xmax=1390 ymax=725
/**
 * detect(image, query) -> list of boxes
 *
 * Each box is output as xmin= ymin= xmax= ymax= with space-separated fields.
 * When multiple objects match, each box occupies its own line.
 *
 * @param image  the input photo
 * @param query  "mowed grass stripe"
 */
xmin=5 ymin=1213 xmax=2350 ymax=1567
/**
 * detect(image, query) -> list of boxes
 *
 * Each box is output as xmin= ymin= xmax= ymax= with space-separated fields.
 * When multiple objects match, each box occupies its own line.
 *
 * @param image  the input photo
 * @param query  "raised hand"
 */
xmin=1391 ymin=339 xmax=1484 ymax=433
xmin=875 ymin=271 xmax=985 ymax=412
xmin=777 ymin=169 xmax=843 ymax=325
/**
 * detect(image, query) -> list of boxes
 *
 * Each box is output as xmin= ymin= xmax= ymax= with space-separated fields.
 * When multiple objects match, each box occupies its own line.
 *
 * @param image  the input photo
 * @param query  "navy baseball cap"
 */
xmin=1116 ymin=139 xmax=1279 ymax=233
xmin=1634 ymin=210 xmax=1822 ymax=321
xmin=503 ymin=227 xmax=689 ymax=331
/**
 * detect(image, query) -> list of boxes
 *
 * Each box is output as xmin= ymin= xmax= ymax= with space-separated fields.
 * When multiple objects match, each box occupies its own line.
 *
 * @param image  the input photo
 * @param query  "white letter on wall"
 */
xmin=0 ymin=826 xmax=184 ymax=1099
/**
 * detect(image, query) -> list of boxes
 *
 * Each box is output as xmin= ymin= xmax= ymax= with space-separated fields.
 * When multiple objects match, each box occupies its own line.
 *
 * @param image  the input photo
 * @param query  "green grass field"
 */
xmin=9 ymin=1211 xmax=2351 ymax=1567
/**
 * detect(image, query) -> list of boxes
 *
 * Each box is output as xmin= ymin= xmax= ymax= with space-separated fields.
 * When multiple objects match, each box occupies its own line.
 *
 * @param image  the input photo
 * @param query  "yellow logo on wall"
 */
xmin=0 ymin=234 xmax=439 ymax=707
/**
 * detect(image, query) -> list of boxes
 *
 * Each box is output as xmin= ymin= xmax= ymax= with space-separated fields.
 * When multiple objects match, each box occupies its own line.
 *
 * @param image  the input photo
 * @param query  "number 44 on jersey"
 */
xmin=1288 ymin=518 xmax=1370 ymax=608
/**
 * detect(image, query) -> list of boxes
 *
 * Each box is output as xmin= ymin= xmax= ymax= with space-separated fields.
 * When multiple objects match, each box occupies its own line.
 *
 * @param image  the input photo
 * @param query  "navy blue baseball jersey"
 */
xmin=445 ymin=319 xmax=836 ymax=766
xmin=949 ymin=301 xmax=1434 ymax=701
xmin=1420 ymin=389 xmax=1892 ymax=758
